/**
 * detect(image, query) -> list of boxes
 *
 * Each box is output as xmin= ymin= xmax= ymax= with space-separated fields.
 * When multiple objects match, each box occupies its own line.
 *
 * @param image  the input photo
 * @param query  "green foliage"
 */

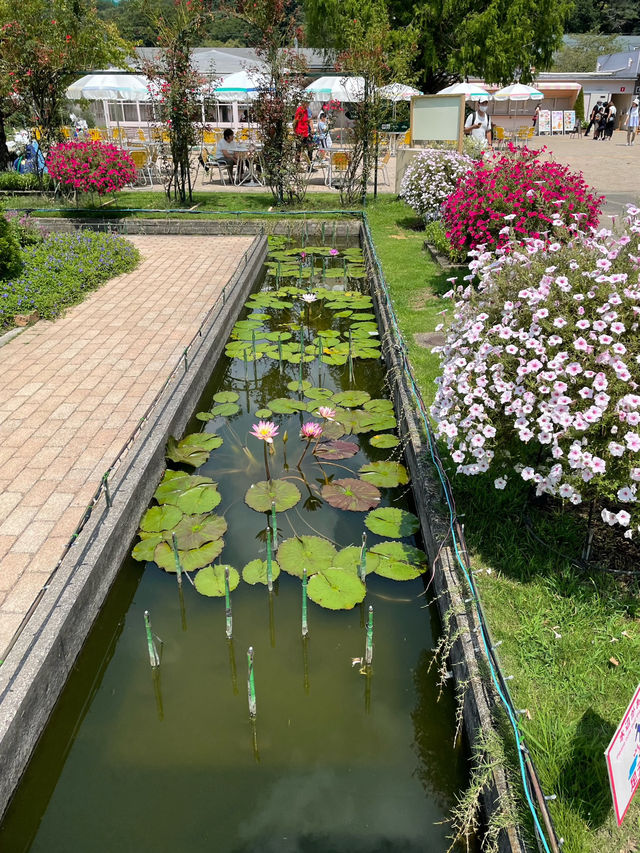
xmin=0 ymin=211 xmax=22 ymax=280
xmin=244 ymin=479 xmax=302 ymax=512
xmin=565 ymin=0 xmax=640 ymax=34
xmin=306 ymin=568 xmax=366 ymax=610
xmin=0 ymin=172 xmax=54 ymax=191
xmin=574 ymin=87 xmax=585 ymax=122
xmin=552 ymin=33 xmax=624 ymax=72
xmin=424 ymin=220 xmax=467 ymax=264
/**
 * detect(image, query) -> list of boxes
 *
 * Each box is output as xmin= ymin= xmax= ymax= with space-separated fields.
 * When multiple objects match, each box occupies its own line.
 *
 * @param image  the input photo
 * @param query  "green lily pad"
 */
xmin=172 ymin=484 xmax=222 ymax=514
xmin=314 ymin=440 xmax=359 ymax=460
xmin=358 ymin=461 xmax=410 ymax=488
xmin=315 ymin=419 xmax=345 ymax=440
xmin=277 ymin=535 xmax=337 ymax=578
xmin=337 ymin=410 xmax=378 ymax=435
xmin=307 ymin=569 xmax=366 ymax=610
xmin=171 ymin=513 xmax=228 ymax=550
xmin=350 ymin=312 xmax=377 ymax=322
xmin=166 ymin=433 xmax=223 ymax=467
xmin=194 ymin=565 xmax=240 ymax=597
xmin=242 ymin=558 xmax=281 ymax=585
xmin=370 ymin=542 xmax=426 ymax=580
xmin=368 ymin=414 xmax=397 ymax=431
xmin=364 ymin=507 xmax=420 ymax=538
xmin=155 ymin=539 xmax=224 ymax=573
xmin=267 ymin=397 xmax=308 ymax=414
xmin=154 ymin=470 xmax=215 ymax=504
xmin=363 ymin=398 xmax=394 ymax=413
xmin=213 ymin=391 xmax=240 ymax=403
xmin=132 ymin=534 xmax=163 ymax=562
xmin=210 ymin=402 xmax=240 ymax=417
xmin=369 ymin=434 xmax=399 ymax=448
xmin=332 ymin=390 xmax=372 ymax=408
xmin=335 ymin=310 xmax=353 ymax=318
xmin=304 ymin=387 xmax=334 ymax=400
xmin=287 ymin=379 xmax=312 ymax=392
xmin=140 ymin=504 xmax=183 ymax=533
xmin=264 ymin=331 xmax=293 ymax=343
xmin=321 ymin=478 xmax=381 ymax=511
xmin=245 ymin=479 xmax=302 ymax=512
xmin=333 ymin=545 xmax=380 ymax=576
xmin=255 ymin=408 xmax=273 ymax=418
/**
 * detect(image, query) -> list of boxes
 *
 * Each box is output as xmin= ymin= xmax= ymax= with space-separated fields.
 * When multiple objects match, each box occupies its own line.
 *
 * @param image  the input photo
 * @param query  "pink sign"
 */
xmin=606 ymin=683 xmax=640 ymax=825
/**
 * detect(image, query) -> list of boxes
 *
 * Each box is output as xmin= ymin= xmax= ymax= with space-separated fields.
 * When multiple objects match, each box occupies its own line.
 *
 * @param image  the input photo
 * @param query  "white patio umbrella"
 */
xmin=437 ymin=81 xmax=492 ymax=100
xmin=204 ymin=69 xmax=262 ymax=103
xmin=304 ymin=75 xmax=366 ymax=103
xmin=493 ymin=83 xmax=544 ymax=101
xmin=378 ymin=83 xmax=422 ymax=101
xmin=66 ymin=73 xmax=155 ymax=102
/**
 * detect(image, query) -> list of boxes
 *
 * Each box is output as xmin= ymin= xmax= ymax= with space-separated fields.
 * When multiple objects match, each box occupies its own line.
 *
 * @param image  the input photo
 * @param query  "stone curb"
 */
xmin=0 ymin=233 xmax=267 ymax=821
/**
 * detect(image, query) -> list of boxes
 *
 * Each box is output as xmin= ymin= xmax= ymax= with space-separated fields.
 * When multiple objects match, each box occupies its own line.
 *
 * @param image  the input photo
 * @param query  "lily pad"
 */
xmin=267 ymin=397 xmax=308 ymax=414
xmin=358 ymin=461 xmax=410 ymax=488
xmin=332 ymin=390 xmax=372 ymax=408
xmin=255 ymin=408 xmax=273 ymax=418
xmin=368 ymin=414 xmax=397 ymax=431
xmin=213 ymin=391 xmax=240 ymax=403
xmin=370 ymin=542 xmax=426 ymax=581
xmin=277 ymin=535 xmax=337 ymax=578
xmin=154 ymin=470 xmax=214 ymax=504
xmin=171 ymin=513 xmax=228 ymax=550
xmin=194 ymin=565 xmax=240 ymax=597
xmin=245 ymin=479 xmax=302 ymax=512
xmin=333 ymin=545 xmax=380 ymax=576
xmin=132 ymin=534 xmax=163 ymax=562
xmin=304 ymin=386 xmax=334 ymax=400
xmin=321 ymin=478 xmax=381 ymax=511
xmin=314 ymin=419 xmax=345 ymax=440
xmin=287 ymin=379 xmax=312 ymax=392
xmin=210 ymin=402 xmax=241 ymax=417
xmin=314 ymin=440 xmax=359 ymax=460
xmin=242 ymin=558 xmax=282 ymax=585
xmin=173 ymin=484 xmax=222 ymax=514
xmin=155 ymin=539 xmax=224 ymax=573
xmin=307 ymin=569 xmax=366 ymax=610
xmin=363 ymin=398 xmax=394 ymax=413
xmin=140 ymin=505 xmax=183 ymax=533
xmin=264 ymin=331 xmax=292 ymax=343
xmin=337 ymin=410 xmax=378 ymax=435
xmin=166 ymin=433 xmax=223 ymax=467
xmin=364 ymin=507 xmax=420 ymax=538
xmin=369 ymin=434 xmax=399 ymax=448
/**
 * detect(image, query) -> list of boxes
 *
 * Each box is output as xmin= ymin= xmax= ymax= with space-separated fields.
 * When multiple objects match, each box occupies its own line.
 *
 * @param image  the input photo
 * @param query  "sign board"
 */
xmin=552 ymin=110 xmax=564 ymax=133
xmin=563 ymin=110 xmax=576 ymax=133
xmin=538 ymin=109 xmax=551 ymax=134
xmin=410 ymin=94 xmax=465 ymax=152
xmin=379 ymin=121 xmax=409 ymax=133
xmin=606 ymin=682 xmax=640 ymax=825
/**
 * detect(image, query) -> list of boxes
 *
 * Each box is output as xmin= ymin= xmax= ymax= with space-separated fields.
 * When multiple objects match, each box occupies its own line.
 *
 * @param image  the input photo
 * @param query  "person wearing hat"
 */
xmin=464 ymin=98 xmax=492 ymax=146
xmin=625 ymin=98 xmax=639 ymax=146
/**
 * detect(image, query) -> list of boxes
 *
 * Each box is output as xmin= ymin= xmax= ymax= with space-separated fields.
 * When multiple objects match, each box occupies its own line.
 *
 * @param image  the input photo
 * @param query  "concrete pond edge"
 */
xmin=0 ymin=232 xmax=267 ymax=821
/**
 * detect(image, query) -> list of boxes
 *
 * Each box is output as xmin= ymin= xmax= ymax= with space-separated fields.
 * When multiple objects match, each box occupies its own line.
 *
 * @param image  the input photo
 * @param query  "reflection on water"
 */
xmin=0 ymin=259 xmax=473 ymax=853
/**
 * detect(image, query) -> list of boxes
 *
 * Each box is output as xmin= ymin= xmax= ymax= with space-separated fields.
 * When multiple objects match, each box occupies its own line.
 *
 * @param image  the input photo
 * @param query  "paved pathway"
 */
xmin=0 ymin=235 xmax=253 ymax=657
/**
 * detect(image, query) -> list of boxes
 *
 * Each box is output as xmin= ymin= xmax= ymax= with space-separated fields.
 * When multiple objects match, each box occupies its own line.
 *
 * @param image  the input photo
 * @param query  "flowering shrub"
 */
xmin=46 ymin=141 xmax=136 ymax=196
xmin=431 ymin=207 xmax=640 ymax=539
xmin=442 ymin=145 xmax=603 ymax=253
xmin=400 ymin=148 xmax=473 ymax=221
xmin=0 ymin=232 xmax=140 ymax=328
xmin=4 ymin=211 xmax=46 ymax=246
xmin=0 ymin=212 xmax=23 ymax=280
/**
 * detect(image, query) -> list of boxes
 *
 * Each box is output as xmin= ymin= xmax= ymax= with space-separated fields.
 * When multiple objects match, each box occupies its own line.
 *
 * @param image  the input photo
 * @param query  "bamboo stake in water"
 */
xmin=225 ymin=566 xmax=232 ymax=639
xmin=298 ymin=324 xmax=304 ymax=388
xmin=266 ymin=526 xmax=273 ymax=593
xmin=247 ymin=646 xmax=257 ymax=718
xmin=251 ymin=329 xmax=257 ymax=361
xmin=171 ymin=532 xmax=182 ymax=586
xmin=302 ymin=635 xmax=310 ymax=695
xmin=227 ymin=639 xmax=238 ymax=694
xmin=271 ymin=501 xmax=277 ymax=545
xmin=144 ymin=610 xmax=160 ymax=669
xmin=359 ymin=532 xmax=367 ymax=583
xmin=365 ymin=605 xmax=374 ymax=666
xmin=302 ymin=568 xmax=309 ymax=637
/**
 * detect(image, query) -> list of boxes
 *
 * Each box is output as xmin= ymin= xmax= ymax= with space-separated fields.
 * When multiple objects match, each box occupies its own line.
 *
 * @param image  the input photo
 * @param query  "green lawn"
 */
xmin=369 ymin=198 xmax=640 ymax=853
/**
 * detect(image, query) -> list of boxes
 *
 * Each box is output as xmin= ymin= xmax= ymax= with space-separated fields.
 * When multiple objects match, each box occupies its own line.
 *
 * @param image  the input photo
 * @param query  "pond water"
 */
xmin=0 ymin=240 xmax=471 ymax=853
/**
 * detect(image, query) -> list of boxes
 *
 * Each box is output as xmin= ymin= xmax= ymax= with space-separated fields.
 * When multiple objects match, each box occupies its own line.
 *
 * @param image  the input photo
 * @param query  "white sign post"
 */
xmin=606 ymin=682 xmax=640 ymax=826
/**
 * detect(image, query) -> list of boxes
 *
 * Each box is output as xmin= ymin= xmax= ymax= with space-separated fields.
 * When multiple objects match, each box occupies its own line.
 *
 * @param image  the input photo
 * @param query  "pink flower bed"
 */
xmin=442 ymin=145 xmax=603 ymax=254
xmin=46 ymin=141 xmax=137 ymax=196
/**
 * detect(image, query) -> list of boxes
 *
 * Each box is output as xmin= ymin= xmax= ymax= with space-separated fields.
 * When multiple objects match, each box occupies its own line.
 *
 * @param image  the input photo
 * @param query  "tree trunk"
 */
xmin=0 ymin=105 xmax=12 ymax=171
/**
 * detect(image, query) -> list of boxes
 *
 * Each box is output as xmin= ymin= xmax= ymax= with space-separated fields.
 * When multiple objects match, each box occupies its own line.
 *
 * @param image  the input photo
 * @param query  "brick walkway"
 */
xmin=0 ymin=235 xmax=253 ymax=657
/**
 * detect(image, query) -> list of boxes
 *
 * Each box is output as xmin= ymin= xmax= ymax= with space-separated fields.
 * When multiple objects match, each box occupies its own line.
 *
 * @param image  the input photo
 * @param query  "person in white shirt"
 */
xmin=464 ymin=98 xmax=492 ymax=146
xmin=215 ymin=129 xmax=243 ymax=180
xmin=603 ymin=101 xmax=617 ymax=140
xmin=626 ymin=99 xmax=639 ymax=146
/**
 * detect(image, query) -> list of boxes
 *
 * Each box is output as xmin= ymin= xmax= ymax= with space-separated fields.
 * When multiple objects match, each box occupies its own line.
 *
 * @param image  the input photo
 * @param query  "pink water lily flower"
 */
xmin=301 ymin=293 xmax=317 ymax=304
xmin=300 ymin=422 xmax=323 ymax=439
xmin=250 ymin=421 xmax=279 ymax=444
xmin=317 ymin=406 xmax=336 ymax=421
xmin=329 ymin=248 xmax=339 ymax=256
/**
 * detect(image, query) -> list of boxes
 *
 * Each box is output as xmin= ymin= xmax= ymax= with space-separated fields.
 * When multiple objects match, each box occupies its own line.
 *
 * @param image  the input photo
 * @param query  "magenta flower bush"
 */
xmin=431 ymin=207 xmax=640 ymax=538
xmin=442 ymin=145 xmax=603 ymax=254
xmin=400 ymin=148 xmax=473 ymax=222
xmin=46 ymin=141 xmax=136 ymax=196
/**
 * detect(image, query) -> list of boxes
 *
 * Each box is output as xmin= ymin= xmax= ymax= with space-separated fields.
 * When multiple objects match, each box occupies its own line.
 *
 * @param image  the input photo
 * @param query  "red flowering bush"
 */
xmin=46 ymin=141 xmax=136 ymax=196
xmin=442 ymin=145 xmax=603 ymax=255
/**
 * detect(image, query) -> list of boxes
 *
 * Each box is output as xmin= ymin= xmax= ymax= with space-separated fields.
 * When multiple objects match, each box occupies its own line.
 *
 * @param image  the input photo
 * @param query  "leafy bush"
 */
xmin=0 ymin=211 xmax=23 ymax=280
xmin=4 ymin=211 xmax=47 ymax=246
xmin=0 ymin=171 xmax=55 ymax=191
xmin=442 ymin=145 xmax=603 ymax=254
xmin=0 ymin=231 xmax=140 ymax=327
xmin=431 ymin=207 xmax=640 ymax=539
xmin=46 ymin=141 xmax=136 ymax=196
xmin=424 ymin=220 xmax=466 ymax=264
xmin=400 ymin=148 xmax=473 ymax=221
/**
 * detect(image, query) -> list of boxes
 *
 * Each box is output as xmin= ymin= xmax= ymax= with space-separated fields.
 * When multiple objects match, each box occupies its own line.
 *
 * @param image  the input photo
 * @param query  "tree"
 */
xmin=0 ymin=0 xmax=131 ymax=162
xmin=552 ymin=32 xmax=624 ymax=72
xmin=565 ymin=0 xmax=640 ymax=34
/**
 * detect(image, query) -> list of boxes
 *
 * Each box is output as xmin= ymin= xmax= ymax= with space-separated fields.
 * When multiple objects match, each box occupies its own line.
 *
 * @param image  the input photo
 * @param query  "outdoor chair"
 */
xmin=398 ymin=129 xmax=411 ymax=148
xmin=327 ymin=151 xmax=350 ymax=187
xmin=128 ymin=149 xmax=153 ymax=186
xmin=493 ymin=126 xmax=507 ymax=149
xmin=374 ymin=149 xmax=391 ymax=186
xmin=202 ymin=129 xmax=218 ymax=145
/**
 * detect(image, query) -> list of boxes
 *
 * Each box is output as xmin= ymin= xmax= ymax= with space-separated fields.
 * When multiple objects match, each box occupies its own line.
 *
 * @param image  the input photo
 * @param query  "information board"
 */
xmin=606 ymin=682 xmax=640 ymax=825
xmin=538 ymin=110 xmax=551 ymax=134
xmin=552 ymin=111 xmax=564 ymax=133
xmin=563 ymin=110 xmax=576 ymax=132
xmin=410 ymin=94 xmax=465 ymax=152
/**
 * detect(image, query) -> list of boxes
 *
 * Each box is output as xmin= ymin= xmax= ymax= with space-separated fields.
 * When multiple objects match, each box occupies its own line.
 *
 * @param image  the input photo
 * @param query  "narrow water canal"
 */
xmin=0 ymin=238 xmax=471 ymax=853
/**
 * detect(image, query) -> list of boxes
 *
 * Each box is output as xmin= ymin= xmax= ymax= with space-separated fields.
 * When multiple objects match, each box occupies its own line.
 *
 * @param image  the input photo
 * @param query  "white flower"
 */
xmin=494 ymin=477 xmax=507 ymax=490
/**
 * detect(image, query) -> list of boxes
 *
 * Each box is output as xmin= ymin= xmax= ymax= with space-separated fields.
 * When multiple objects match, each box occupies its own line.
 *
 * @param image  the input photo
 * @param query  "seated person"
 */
xmin=215 ymin=129 xmax=244 ymax=180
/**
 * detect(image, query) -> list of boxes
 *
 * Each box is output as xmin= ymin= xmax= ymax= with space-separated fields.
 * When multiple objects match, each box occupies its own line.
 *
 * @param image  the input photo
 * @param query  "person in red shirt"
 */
xmin=293 ymin=97 xmax=313 ymax=160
